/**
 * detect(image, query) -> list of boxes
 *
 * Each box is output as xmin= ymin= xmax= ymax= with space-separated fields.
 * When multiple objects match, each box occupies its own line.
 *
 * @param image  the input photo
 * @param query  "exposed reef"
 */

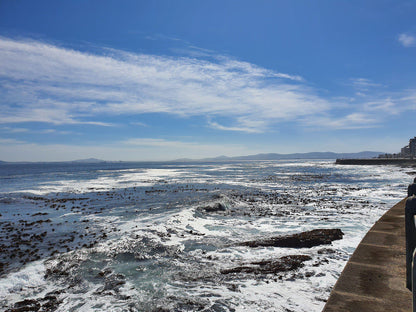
xmin=238 ymin=229 xmax=344 ymax=248
xmin=221 ymin=255 xmax=312 ymax=275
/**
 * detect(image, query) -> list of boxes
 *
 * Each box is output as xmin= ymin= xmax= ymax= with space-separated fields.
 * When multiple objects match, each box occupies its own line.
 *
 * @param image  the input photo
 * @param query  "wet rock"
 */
xmin=226 ymin=283 xmax=240 ymax=292
xmin=6 ymin=299 xmax=40 ymax=312
xmin=39 ymin=295 xmax=62 ymax=311
xmin=202 ymin=202 xmax=227 ymax=213
xmin=317 ymin=248 xmax=336 ymax=254
xmin=188 ymin=229 xmax=205 ymax=236
xmin=6 ymin=293 xmax=62 ymax=312
xmin=97 ymin=268 xmax=112 ymax=277
xmin=221 ymin=255 xmax=312 ymax=275
xmin=95 ymin=273 xmax=126 ymax=294
xmin=31 ymin=212 xmax=48 ymax=216
xmin=152 ymin=308 xmax=171 ymax=312
xmin=210 ymin=302 xmax=235 ymax=312
xmin=168 ymin=296 xmax=209 ymax=312
xmin=238 ymin=228 xmax=344 ymax=248
xmin=304 ymin=271 xmax=315 ymax=277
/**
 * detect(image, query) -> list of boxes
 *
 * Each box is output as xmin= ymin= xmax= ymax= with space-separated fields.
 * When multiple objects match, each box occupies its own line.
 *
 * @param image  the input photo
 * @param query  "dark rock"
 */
xmin=7 ymin=299 xmax=40 ymax=312
xmin=317 ymin=248 xmax=336 ymax=254
xmin=97 ymin=268 xmax=112 ymax=277
xmin=227 ymin=283 xmax=240 ymax=292
xmin=202 ymin=203 xmax=227 ymax=213
xmin=39 ymin=295 xmax=61 ymax=311
xmin=304 ymin=271 xmax=315 ymax=277
xmin=31 ymin=212 xmax=48 ymax=216
xmin=6 ymin=293 xmax=63 ymax=312
xmin=95 ymin=273 xmax=126 ymax=294
xmin=221 ymin=255 xmax=312 ymax=275
xmin=238 ymin=228 xmax=344 ymax=248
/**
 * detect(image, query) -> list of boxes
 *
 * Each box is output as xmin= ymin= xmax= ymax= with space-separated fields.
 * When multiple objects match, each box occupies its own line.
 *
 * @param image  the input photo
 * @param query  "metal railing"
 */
xmin=405 ymin=178 xmax=416 ymax=311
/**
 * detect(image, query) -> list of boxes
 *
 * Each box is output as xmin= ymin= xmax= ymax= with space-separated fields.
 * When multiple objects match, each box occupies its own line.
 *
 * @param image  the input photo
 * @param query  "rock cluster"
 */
xmin=221 ymin=255 xmax=312 ymax=275
xmin=238 ymin=228 xmax=344 ymax=248
xmin=5 ymin=291 xmax=62 ymax=312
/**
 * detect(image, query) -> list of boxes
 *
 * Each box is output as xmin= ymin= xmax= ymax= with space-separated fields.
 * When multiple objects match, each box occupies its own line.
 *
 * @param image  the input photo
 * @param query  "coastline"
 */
xmin=0 ymin=160 xmax=411 ymax=311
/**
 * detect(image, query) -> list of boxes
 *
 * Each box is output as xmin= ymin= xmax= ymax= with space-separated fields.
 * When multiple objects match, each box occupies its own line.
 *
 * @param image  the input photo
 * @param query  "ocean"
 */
xmin=0 ymin=160 xmax=411 ymax=311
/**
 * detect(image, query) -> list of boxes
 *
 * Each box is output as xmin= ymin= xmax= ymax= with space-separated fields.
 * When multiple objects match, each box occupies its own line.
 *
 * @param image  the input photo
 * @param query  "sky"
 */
xmin=0 ymin=0 xmax=416 ymax=161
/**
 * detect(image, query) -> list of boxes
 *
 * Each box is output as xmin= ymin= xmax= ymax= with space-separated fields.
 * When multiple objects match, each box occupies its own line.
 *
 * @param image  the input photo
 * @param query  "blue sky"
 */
xmin=0 ymin=0 xmax=416 ymax=161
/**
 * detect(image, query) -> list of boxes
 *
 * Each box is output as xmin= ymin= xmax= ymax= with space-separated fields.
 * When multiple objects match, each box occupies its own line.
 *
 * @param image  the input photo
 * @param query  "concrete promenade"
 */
xmin=323 ymin=198 xmax=412 ymax=311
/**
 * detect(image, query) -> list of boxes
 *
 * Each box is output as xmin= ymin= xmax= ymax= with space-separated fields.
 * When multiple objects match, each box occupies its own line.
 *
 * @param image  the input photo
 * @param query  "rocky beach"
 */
xmin=0 ymin=160 xmax=411 ymax=311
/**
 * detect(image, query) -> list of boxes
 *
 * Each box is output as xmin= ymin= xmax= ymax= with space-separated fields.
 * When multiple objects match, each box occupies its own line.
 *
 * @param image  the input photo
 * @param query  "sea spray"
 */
xmin=0 ymin=160 xmax=410 ymax=311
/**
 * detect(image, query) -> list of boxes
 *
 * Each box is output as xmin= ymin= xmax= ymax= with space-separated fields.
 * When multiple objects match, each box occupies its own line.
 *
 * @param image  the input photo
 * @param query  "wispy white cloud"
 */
xmin=350 ymin=78 xmax=383 ymax=97
xmin=363 ymin=98 xmax=397 ymax=113
xmin=0 ymin=36 xmax=324 ymax=132
xmin=1 ymin=126 xmax=29 ymax=133
xmin=398 ymin=33 xmax=416 ymax=47
xmin=208 ymin=121 xmax=258 ymax=133
xmin=303 ymin=113 xmax=379 ymax=130
xmin=2 ymin=36 xmax=414 ymax=138
xmin=0 ymin=126 xmax=75 ymax=135
xmin=130 ymin=121 xmax=148 ymax=127
xmin=208 ymin=118 xmax=266 ymax=133
xmin=339 ymin=77 xmax=416 ymax=124
xmin=144 ymin=33 xmax=186 ymax=43
xmin=350 ymin=78 xmax=381 ymax=91
xmin=303 ymin=86 xmax=416 ymax=130
xmin=359 ymin=88 xmax=416 ymax=115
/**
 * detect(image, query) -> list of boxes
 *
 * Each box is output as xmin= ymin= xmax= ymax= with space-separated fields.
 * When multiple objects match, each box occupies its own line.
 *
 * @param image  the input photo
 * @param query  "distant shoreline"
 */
xmin=0 ymin=151 xmax=383 ymax=164
xmin=336 ymin=158 xmax=416 ymax=165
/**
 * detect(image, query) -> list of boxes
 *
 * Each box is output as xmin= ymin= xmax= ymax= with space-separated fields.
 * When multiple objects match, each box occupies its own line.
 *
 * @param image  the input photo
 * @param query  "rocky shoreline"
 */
xmin=3 ymin=225 xmax=344 ymax=312
xmin=237 ymin=228 xmax=344 ymax=248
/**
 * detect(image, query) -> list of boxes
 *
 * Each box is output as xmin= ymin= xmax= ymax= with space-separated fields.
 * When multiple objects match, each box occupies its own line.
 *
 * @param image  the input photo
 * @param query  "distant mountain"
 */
xmin=197 ymin=151 xmax=383 ymax=161
xmin=1 ymin=152 xmax=384 ymax=164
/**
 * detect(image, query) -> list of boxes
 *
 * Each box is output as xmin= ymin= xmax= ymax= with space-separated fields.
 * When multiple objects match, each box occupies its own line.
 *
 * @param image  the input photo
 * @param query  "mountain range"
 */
xmin=0 ymin=151 xmax=383 ymax=164
xmin=177 ymin=151 xmax=383 ymax=162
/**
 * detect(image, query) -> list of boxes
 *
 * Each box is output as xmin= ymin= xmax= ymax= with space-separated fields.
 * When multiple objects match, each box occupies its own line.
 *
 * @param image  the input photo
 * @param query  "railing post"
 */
xmin=408 ymin=180 xmax=416 ymax=197
xmin=413 ymin=249 xmax=416 ymax=312
xmin=406 ymin=196 xmax=416 ymax=290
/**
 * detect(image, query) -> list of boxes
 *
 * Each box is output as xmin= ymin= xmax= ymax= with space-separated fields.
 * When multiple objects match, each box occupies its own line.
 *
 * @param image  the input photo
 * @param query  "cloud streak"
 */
xmin=303 ymin=113 xmax=379 ymax=130
xmin=0 ymin=36 xmax=328 ymax=132
xmin=1 ymin=36 xmax=413 ymax=135
xmin=350 ymin=78 xmax=381 ymax=90
xmin=208 ymin=119 xmax=266 ymax=133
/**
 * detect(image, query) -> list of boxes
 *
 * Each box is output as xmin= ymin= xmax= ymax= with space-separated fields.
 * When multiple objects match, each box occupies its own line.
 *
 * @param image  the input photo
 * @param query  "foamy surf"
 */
xmin=0 ymin=160 xmax=411 ymax=311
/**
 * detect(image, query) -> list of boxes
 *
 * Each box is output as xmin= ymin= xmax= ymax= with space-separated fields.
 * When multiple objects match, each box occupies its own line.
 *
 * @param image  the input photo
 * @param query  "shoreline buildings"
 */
xmin=379 ymin=137 xmax=416 ymax=159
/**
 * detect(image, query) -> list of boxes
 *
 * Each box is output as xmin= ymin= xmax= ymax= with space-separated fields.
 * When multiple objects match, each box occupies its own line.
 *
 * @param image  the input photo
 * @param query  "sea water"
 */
xmin=0 ymin=160 xmax=412 ymax=311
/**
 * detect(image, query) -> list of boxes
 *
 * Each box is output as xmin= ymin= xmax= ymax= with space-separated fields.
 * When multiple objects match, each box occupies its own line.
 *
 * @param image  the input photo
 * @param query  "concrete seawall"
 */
xmin=336 ymin=158 xmax=416 ymax=165
xmin=323 ymin=199 xmax=411 ymax=311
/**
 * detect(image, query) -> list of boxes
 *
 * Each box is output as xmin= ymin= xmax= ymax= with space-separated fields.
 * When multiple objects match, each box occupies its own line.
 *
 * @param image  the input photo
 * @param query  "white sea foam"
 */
xmin=0 ymin=160 xmax=413 ymax=311
xmin=0 ymin=261 xmax=49 ymax=306
xmin=11 ymin=168 xmax=186 ymax=195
